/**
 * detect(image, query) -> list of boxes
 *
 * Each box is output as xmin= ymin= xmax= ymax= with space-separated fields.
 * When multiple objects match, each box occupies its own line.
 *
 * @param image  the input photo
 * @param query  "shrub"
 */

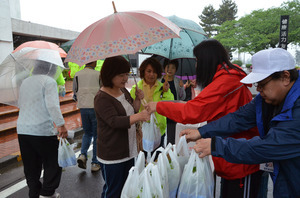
xmin=246 ymin=64 xmax=252 ymax=68
xmin=232 ymin=60 xmax=243 ymax=67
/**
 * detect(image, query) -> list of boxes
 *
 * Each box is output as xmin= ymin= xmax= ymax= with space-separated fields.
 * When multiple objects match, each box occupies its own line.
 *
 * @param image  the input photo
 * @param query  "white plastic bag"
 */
xmin=174 ymin=136 xmax=190 ymax=175
xmin=149 ymin=147 xmax=170 ymax=198
xmin=58 ymin=138 xmax=76 ymax=168
xmin=164 ymin=144 xmax=181 ymax=198
xmin=177 ymin=150 xmax=214 ymax=198
xmin=121 ymin=151 xmax=145 ymax=198
xmin=121 ymin=166 xmax=140 ymax=198
xmin=141 ymin=163 xmax=164 ymax=198
xmin=135 ymin=151 xmax=146 ymax=174
xmin=142 ymin=113 xmax=161 ymax=152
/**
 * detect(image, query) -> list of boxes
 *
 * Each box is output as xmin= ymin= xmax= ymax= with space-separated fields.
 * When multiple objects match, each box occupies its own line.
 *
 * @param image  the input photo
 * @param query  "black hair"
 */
xmin=193 ymin=39 xmax=246 ymax=88
xmin=139 ymin=57 xmax=163 ymax=79
xmin=100 ymin=56 xmax=130 ymax=88
xmin=270 ymin=68 xmax=299 ymax=82
xmin=31 ymin=60 xmax=58 ymax=77
xmin=163 ymin=59 xmax=179 ymax=71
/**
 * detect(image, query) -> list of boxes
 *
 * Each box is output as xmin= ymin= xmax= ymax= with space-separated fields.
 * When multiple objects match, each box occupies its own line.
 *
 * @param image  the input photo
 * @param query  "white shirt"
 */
xmin=17 ymin=75 xmax=65 ymax=136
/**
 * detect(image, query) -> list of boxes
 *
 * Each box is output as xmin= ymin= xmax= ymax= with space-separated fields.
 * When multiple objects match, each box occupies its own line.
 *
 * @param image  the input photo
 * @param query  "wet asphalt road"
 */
xmin=0 ymin=148 xmax=105 ymax=198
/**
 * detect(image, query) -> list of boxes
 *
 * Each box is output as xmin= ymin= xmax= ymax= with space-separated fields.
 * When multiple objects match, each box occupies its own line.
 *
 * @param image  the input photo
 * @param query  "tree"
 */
xmin=199 ymin=5 xmax=217 ymax=37
xmin=214 ymin=20 xmax=245 ymax=57
xmin=214 ymin=0 xmax=300 ymax=55
xmin=296 ymin=50 xmax=300 ymax=66
xmin=281 ymin=0 xmax=300 ymax=45
xmin=216 ymin=0 xmax=238 ymax=25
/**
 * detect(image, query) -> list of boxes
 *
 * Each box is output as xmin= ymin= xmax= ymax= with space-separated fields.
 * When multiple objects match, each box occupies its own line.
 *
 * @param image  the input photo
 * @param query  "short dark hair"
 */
xmin=193 ymin=39 xmax=246 ymax=88
xmin=139 ymin=57 xmax=162 ymax=79
xmin=32 ymin=60 xmax=58 ymax=77
xmin=100 ymin=56 xmax=130 ymax=88
xmin=163 ymin=59 xmax=179 ymax=71
xmin=86 ymin=61 xmax=97 ymax=67
xmin=270 ymin=68 xmax=299 ymax=82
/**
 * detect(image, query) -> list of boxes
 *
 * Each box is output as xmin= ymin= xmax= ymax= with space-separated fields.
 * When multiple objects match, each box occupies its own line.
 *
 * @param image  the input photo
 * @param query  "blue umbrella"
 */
xmin=142 ymin=15 xmax=208 ymax=59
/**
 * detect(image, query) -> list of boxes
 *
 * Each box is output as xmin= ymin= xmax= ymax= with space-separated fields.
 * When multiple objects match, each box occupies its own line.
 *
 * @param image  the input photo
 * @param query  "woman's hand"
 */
xmin=163 ymin=81 xmax=170 ymax=92
xmin=57 ymin=125 xmax=68 ymax=138
xmin=190 ymin=79 xmax=196 ymax=88
xmin=179 ymin=129 xmax=201 ymax=143
xmin=145 ymin=102 xmax=158 ymax=113
xmin=179 ymin=80 xmax=184 ymax=87
xmin=138 ymin=110 xmax=151 ymax=122
xmin=135 ymin=87 xmax=144 ymax=100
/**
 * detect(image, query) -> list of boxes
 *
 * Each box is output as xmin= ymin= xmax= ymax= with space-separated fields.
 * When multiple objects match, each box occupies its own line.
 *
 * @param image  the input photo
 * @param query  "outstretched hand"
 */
xmin=179 ymin=129 xmax=201 ymax=143
xmin=144 ymin=102 xmax=158 ymax=114
xmin=193 ymin=138 xmax=211 ymax=158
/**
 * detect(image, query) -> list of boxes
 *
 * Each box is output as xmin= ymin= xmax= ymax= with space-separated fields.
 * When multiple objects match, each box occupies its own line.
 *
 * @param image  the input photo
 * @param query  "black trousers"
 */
xmin=220 ymin=170 xmax=263 ymax=198
xmin=18 ymin=135 xmax=62 ymax=198
xmin=166 ymin=118 xmax=177 ymax=145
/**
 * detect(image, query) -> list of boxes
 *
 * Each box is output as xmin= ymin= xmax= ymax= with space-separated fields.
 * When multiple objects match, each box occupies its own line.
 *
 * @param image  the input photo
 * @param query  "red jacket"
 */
xmin=157 ymin=65 xmax=259 ymax=180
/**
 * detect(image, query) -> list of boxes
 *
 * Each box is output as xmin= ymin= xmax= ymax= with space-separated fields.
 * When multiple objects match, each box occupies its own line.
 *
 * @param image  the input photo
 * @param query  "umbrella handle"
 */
xmin=112 ymin=1 xmax=117 ymax=13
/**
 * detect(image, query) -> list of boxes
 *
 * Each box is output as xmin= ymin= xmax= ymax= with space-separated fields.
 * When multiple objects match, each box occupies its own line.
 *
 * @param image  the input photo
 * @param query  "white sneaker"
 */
xmin=91 ymin=163 xmax=101 ymax=172
xmin=40 ymin=192 xmax=60 ymax=198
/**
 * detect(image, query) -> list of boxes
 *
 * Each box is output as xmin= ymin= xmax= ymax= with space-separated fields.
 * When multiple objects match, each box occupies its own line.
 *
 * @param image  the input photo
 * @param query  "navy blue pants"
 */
xmin=99 ymin=158 xmax=134 ymax=198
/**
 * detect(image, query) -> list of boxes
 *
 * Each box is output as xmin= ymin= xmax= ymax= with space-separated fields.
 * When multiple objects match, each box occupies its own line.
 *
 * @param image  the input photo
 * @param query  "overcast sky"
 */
xmin=20 ymin=0 xmax=286 ymax=32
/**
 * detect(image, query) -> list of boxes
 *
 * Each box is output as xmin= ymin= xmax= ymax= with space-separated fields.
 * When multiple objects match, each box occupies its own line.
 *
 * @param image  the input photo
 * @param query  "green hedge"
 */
xmin=232 ymin=60 xmax=243 ymax=67
xmin=246 ymin=64 xmax=252 ymax=68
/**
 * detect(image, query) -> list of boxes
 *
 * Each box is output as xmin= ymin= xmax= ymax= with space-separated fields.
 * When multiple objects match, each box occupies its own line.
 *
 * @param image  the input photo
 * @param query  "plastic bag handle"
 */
xmin=176 ymin=135 xmax=189 ymax=156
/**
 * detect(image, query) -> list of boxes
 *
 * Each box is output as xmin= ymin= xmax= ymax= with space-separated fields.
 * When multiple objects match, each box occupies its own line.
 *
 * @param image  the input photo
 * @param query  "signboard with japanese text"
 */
xmin=278 ymin=15 xmax=289 ymax=50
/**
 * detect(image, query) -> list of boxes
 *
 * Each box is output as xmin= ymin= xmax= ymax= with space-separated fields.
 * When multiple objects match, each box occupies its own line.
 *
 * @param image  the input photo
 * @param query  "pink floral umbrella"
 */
xmin=65 ymin=3 xmax=181 ymax=66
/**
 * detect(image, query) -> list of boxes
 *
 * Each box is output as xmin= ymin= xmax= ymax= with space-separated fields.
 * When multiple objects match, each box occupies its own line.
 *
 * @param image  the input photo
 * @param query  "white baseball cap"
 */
xmin=241 ymin=48 xmax=295 ymax=84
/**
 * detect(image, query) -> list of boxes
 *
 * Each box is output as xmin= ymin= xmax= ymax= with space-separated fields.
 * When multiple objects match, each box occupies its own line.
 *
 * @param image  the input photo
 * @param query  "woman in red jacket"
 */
xmin=146 ymin=39 xmax=263 ymax=197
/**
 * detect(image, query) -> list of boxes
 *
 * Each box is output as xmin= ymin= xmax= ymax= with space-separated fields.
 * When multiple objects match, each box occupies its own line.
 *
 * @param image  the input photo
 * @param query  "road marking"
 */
xmin=0 ymin=145 xmax=92 ymax=197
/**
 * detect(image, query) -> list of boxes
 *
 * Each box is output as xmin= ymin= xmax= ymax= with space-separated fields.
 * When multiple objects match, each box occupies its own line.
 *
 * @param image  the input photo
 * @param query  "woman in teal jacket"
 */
xmin=130 ymin=57 xmax=174 ymax=147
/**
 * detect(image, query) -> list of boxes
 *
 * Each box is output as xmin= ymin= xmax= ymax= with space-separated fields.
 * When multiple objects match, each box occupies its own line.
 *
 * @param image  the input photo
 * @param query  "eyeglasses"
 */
xmin=253 ymin=77 xmax=273 ymax=90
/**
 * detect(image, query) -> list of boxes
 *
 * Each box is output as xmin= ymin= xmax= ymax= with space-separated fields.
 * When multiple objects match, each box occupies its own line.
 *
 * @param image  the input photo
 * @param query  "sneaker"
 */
xmin=77 ymin=154 xmax=87 ymax=169
xmin=91 ymin=163 xmax=101 ymax=172
xmin=39 ymin=192 xmax=60 ymax=198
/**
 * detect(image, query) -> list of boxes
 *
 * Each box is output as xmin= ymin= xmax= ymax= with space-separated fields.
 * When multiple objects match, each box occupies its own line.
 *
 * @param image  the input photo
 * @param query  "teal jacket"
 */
xmin=130 ymin=79 xmax=174 ymax=135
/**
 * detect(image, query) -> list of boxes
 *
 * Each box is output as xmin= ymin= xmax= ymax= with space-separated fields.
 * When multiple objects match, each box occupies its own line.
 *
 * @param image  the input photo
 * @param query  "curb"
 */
xmin=0 ymin=128 xmax=84 ymax=172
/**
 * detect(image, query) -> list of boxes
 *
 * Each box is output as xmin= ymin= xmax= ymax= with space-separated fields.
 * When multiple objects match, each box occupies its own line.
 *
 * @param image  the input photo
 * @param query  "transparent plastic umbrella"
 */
xmin=0 ymin=47 xmax=65 ymax=107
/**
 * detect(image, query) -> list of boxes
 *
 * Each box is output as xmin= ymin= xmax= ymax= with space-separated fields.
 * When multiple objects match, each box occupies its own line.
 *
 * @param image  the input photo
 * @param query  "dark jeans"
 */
xmin=18 ymin=135 xmax=62 ymax=198
xmin=99 ymin=159 xmax=134 ymax=198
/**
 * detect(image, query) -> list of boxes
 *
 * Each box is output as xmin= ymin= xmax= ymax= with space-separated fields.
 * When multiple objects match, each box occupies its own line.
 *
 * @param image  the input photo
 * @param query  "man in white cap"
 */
xmin=180 ymin=48 xmax=300 ymax=197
